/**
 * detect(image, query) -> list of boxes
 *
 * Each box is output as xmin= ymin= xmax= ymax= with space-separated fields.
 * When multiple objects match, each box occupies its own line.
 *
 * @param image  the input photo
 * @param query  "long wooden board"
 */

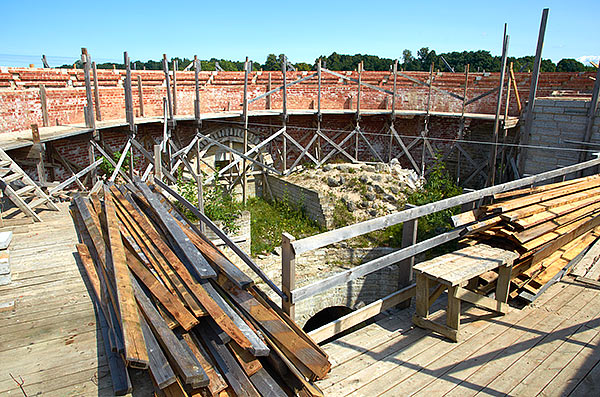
xmin=222 ymin=279 xmax=331 ymax=380
xmin=104 ymin=185 xmax=149 ymax=369
xmin=132 ymin=277 xmax=208 ymax=388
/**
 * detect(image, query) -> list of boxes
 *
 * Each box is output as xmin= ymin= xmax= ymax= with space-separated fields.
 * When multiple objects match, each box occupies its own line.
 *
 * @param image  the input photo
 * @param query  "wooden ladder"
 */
xmin=0 ymin=148 xmax=59 ymax=222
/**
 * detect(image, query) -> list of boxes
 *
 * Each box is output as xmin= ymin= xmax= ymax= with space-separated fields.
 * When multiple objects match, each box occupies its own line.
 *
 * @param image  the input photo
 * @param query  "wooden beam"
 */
xmin=125 ymin=246 xmax=198 ymax=331
xmin=154 ymin=178 xmax=286 ymax=300
xmin=172 ymin=59 xmax=178 ymax=115
xmin=520 ymin=8 xmax=549 ymax=171
xmin=281 ymin=232 xmax=296 ymax=319
xmin=92 ymin=61 xmax=102 ymax=121
xmin=223 ymin=279 xmax=331 ymax=380
xmin=30 ymin=124 xmax=46 ymax=184
xmin=96 ymin=301 xmax=132 ymax=395
xmin=308 ymin=284 xmax=416 ymax=343
xmin=81 ymin=48 xmax=97 ymax=138
xmin=162 ymin=54 xmax=174 ymax=121
xmin=49 ymin=158 xmax=102 ymax=195
xmin=489 ymin=27 xmax=509 ymax=186
xmin=132 ymin=277 xmax=208 ymax=387
xmin=139 ymin=314 xmax=177 ymax=389
xmin=104 ymin=185 xmax=149 ymax=368
xmin=509 ymin=62 xmax=521 ymax=113
xmin=243 ymin=57 xmax=249 ymax=205
xmin=135 ymin=181 xmax=216 ymax=279
xmin=453 ymin=286 xmax=508 ymax=314
xmin=137 ymin=75 xmax=144 ymax=117
xmin=39 ymin=84 xmax=49 ymax=127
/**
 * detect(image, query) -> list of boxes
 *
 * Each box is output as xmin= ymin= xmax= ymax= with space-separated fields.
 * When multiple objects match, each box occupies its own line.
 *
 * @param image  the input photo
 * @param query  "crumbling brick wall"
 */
xmin=1 ymin=66 xmax=594 ymax=134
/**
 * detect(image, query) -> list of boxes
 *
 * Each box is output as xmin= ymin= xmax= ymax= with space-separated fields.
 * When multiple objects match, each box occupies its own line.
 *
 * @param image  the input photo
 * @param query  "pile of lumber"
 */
xmin=454 ymin=174 xmax=600 ymax=300
xmin=70 ymin=180 xmax=330 ymax=396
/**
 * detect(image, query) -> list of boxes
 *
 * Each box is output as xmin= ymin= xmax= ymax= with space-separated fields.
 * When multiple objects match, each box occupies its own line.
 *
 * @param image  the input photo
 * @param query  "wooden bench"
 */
xmin=412 ymin=243 xmax=519 ymax=342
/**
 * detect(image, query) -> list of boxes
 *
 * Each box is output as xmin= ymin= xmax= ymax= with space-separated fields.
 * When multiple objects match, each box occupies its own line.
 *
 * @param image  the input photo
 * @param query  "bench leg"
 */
xmin=415 ymin=273 xmax=430 ymax=318
xmin=496 ymin=264 xmax=512 ymax=304
xmin=447 ymin=286 xmax=461 ymax=341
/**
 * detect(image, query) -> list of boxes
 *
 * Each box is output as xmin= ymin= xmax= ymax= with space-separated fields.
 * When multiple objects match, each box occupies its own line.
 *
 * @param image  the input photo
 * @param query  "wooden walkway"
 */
xmin=316 ymin=274 xmax=600 ymax=396
xmin=0 ymin=204 xmax=153 ymax=396
xmin=1 ymin=205 xmax=600 ymax=396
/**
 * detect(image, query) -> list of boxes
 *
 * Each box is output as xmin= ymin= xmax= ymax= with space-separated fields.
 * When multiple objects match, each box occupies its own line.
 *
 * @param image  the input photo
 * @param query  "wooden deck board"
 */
xmin=315 ymin=276 xmax=600 ymax=396
xmin=412 ymin=280 xmax=583 ymax=397
xmin=0 ymin=203 xmax=148 ymax=396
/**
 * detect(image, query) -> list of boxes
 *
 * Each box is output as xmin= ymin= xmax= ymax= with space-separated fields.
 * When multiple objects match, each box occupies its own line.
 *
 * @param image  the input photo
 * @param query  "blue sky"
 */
xmin=1 ymin=0 xmax=598 ymax=67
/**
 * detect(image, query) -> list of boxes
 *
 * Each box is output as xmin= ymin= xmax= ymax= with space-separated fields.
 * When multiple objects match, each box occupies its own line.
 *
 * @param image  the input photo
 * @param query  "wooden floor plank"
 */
xmin=569 ymin=359 xmax=600 ymax=396
xmin=470 ymin=284 xmax=600 ymax=396
xmin=539 ymin=330 xmax=600 ymax=396
xmin=409 ymin=280 xmax=581 ymax=397
xmin=384 ymin=283 xmax=576 ymax=396
xmin=506 ymin=289 xmax=600 ymax=396
xmin=0 ymin=309 xmax=97 ymax=350
xmin=318 ymin=300 xmax=448 ymax=390
xmin=322 ymin=306 xmax=492 ymax=396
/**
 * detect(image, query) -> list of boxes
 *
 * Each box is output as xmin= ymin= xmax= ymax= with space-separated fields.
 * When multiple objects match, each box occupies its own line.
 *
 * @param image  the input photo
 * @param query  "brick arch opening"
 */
xmin=302 ymin=306 xmax=354 ymax=333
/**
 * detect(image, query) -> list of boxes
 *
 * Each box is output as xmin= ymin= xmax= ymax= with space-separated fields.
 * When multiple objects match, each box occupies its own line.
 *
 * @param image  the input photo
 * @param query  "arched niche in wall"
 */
xmin=195 ymin=126 xmax=273 ymax=178
xmin=302 ymin=305 xmax=354 ymax=334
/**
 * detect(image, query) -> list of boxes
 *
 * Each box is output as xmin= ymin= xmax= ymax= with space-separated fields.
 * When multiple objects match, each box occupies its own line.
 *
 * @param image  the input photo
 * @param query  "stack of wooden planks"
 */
xmin=70 ymin=180 xmax=330 ymax=396
xmin=453 ymin=174 xmax=600 ymax=301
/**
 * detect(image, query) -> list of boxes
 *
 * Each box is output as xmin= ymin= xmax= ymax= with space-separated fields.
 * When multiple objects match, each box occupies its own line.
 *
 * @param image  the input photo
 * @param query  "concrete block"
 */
xmin=553 ymin=114 xmax=571 ymax=122
xmin=534 ymin=113 xmax=555 ymax=121
xmin=0 ymin=231 xmax=12 ymax=250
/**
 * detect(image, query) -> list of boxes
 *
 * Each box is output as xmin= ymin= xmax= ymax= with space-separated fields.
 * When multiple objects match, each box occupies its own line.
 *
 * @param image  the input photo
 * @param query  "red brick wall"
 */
xmin=0 ymin=67 xmax=595 ymax=134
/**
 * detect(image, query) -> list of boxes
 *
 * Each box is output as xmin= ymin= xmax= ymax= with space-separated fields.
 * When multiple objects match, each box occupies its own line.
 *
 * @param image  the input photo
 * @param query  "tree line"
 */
xmin=60 ymin=49 xmax=596 ymax=73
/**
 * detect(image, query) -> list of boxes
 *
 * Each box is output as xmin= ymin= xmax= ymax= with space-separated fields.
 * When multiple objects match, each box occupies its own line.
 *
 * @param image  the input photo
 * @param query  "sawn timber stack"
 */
xmin=70 ymin=180 xmax=330 ymax=396
xmin=453 ymin=174 xmax=600 ymax=300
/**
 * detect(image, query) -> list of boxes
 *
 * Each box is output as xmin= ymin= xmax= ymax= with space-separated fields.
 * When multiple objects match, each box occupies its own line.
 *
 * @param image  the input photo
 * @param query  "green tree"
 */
xmin=556 ymin=58 xmax=586 ymax=72
xmin=263 ymin=54 xmax=279 ymax=71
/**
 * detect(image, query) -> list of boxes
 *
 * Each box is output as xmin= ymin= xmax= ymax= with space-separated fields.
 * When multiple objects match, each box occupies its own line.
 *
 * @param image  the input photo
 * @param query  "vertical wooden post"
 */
xmin=282 ymin=55 xmax=288 ymax=173
xmin=457 ymin=64 xmax=470 ymax=184
xmin=194 ymin=55 xmax=201 ymax=122
xmin=520 ymin=8 xmax=549 ymax=171
xmin=31 ymin=124 xmax=46 ymax=184
xmin=281 ymin=232 xmax=296 ymax=319
xmin=89 ymin=141 xmax=97 ymax=184
xmin=172 ymin=59 xmax=178 ymax=115
xmin=389 ymin=60 xmax=398 ymax=162
xmin=317 ymin=58 xmax=322 ymax=162
xmin=81 ymin=48 xmax=97 ymax=139
xmin=489 ymin=26 xmax=509 ymax=186
xmin=422 ymin=62 xmax=434 ymax=175
xmin=92 ymin=61 xmax=101 ymax=121
xmin=266 ymin=72 xmax=272 ymax=110
xmin=446 ymin=286 xmax=461 ymax=333
xmin=124 ymin=52 xmax=135 ymax=178
xmin=242 ymin=57 xmax=249 ymax=205
xmin=162 ymin=54 xmax=174 ymax=122
xmin=137 ymin=75 xmax=144 ymax=117
xmin=123 ymin=52 xmax=135 ymax=133
xmin=355 ymin=61 xmax=362 ymax=161
xmin=196 ymin=138 xmax=205 ymax=233
xmin=415 ymin=273 xmax=429 ymax=318
xmin=398 ymin=205 xmax=417 ymax=308
xmin=499 ymin=63 xmax=513 ymax=182
xmin=39 ymin=84 xmax=49 ymax=127
xmin=154 ymin=145 xmax=163 ymax=182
